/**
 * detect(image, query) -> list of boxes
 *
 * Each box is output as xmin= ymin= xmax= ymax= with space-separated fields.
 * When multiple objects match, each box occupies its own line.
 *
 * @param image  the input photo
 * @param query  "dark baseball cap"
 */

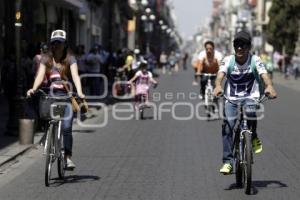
xmin=233 ymin=30 xmax=252 ymax=44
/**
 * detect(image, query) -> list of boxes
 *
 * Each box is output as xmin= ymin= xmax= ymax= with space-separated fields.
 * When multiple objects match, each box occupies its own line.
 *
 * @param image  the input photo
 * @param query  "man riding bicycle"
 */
xmin=213 ymin=30 xmax=277 ymax=174
xmin=196 ymin=40 xmax=223 ymax=100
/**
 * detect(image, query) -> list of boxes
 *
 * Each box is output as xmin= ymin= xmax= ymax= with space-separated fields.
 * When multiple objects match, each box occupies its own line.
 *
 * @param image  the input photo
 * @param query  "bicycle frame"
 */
xmin=44 ymin=103 xmax=66 ymax=187
xmin=223 ymin=94 xmax=269 ymax=194
xmin=44 ymin=119 xmax=62 ymax=157
xmin=199 ymin=73 xmax=217 ymax=119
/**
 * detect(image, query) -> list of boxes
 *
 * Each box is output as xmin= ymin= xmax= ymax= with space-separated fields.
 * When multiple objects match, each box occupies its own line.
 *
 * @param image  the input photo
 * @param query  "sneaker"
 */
xmin=65 ymin=158 xmax=76 ymax=170
xmin=252 ymin=137 xmax=263 ymax=154
xmin=198 ymin=94 xmax=203 ymax=100
xmin=192 ymin=81 xmax=198 ymax=86
xmin=219 ymin=163 xmax=233 ymax=174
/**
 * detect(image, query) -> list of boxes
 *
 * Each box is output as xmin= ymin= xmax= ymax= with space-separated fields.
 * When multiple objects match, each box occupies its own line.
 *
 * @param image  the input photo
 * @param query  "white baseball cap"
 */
xmin=50 ymin=30 xmax=66 ymax=43
xmin=134 ymin=48 xmax=140 ymax=54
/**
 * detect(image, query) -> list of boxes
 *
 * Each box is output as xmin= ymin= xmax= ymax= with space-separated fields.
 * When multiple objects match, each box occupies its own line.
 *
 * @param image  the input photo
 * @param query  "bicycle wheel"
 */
xmin=140 ymin=108 xmax=144 ymax=120
xmin=243 ymin=130 xmax=252 ymax=194
xmin=207 ymin=103 xmax=214 ymax=120
xmin=45 ymin=124 xmax=54 ymax=187
xmin=57 ymin=121 xmax=65 ymax=179
xmin=235 ymin=133 xmax=243 ymax=187
xmin=139 ymin=95 xmax=145 ymax=120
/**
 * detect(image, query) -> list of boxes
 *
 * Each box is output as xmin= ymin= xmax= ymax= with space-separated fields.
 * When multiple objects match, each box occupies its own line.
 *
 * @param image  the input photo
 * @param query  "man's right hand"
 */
xmin=213 ymin=86 xmax=223 ymax=97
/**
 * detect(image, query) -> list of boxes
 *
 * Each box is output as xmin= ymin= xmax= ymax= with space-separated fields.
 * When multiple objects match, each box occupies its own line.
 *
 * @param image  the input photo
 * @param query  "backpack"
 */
xmin=227 ymin=55 xmax=265 ymax=96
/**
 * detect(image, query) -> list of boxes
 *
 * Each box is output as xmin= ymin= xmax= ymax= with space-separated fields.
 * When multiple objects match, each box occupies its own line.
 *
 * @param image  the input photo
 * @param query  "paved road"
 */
xmin=0 ymin=69 xmax=299 ymax=200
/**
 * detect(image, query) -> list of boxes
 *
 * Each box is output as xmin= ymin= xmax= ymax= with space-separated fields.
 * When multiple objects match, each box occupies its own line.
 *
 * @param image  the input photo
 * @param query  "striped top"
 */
xmin=41 ymin=56 xmax=76 ymax=90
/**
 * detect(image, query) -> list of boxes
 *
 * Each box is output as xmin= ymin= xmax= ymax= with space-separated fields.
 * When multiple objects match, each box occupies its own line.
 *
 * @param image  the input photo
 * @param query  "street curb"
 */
xmin=0 ymin=107 xmax=108 ymax=169
xmin=0 ymin=144 xmax=35 ymax=168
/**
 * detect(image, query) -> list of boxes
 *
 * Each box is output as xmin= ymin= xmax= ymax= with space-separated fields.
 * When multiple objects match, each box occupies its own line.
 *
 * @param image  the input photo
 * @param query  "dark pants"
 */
xmin=89 ymin=76 xmax=101 ymax=97
xmin=222 ymin=99 xmax=257 ymax=165
xmin=295 ymin=68 xmax=299 ymax=79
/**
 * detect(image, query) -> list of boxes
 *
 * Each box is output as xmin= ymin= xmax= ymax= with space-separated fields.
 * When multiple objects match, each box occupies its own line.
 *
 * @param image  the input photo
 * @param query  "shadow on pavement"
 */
xmin=140 ymin=116 xmax=154 ymax=120
xmin=52 ymin=175 xmax=101 ymax=186
xmin=225 ymin=180 xmax=288 ymax=195
xmin=72 ymin=129 xmax=96 ymax=134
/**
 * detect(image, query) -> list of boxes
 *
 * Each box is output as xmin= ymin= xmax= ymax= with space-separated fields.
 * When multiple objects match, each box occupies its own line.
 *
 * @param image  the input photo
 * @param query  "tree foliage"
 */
xmin=266 ymin=0 xmax=300 ymax=55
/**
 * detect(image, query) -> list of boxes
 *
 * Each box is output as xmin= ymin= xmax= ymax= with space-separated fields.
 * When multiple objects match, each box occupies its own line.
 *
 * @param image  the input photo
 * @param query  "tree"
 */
xmin=266 ymin=0 xmax=300 ymax=55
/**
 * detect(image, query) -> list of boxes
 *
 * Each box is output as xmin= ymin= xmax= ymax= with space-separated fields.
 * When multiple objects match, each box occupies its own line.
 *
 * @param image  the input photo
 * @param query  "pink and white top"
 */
xmin=41 ymin=56 xmax=77 ymax=90
xmin=134 ymin=70 xmax=153 ymax=95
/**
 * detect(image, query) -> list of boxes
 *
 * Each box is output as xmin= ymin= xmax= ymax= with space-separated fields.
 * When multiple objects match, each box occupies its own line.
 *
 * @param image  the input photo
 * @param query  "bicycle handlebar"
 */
xmin=218 ymin=93 xmax=272 ymax=105
xmin=27 ymin=89 xmax=82 ymax=101
xmin=195 ymin=73 xmax=217 ymax=77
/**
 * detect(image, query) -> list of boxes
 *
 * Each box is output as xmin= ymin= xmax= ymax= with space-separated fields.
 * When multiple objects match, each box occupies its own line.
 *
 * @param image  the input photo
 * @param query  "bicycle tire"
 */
xmin=140 ymin=108 xmax=144 ymax=120
xmin=140 ymin=95 xmax=145 ymax=120
xmin=243 ymin=130 xmax=252 ymax=194
xmin=57 ymin=121 xmax=65 ymax=179
xmin=45 ymin=124 xmax=54 ymax=187
xmin=208 ymin=104 xmax=214 ymax=119
xmin=235 ymin=133 xmax=243 ymax=187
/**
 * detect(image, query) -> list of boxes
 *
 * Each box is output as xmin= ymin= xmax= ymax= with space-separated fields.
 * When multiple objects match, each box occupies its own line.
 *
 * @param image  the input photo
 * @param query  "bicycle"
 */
xmin=32 ymin=89 xmax=72 ymax=187
xmin=133 ymin=83 xmax=157 ymax=120
xmin=136 ymin=93 xmax=146 ymax=120
xmin=197 ymin=73 xmax=217 ymax=119
xmin=221 ymin=94 xmax=270 ymax=194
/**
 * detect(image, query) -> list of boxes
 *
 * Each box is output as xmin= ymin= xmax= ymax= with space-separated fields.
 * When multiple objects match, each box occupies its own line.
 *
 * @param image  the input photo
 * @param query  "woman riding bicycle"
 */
xmin=27 ymin=30 xmax=85 ymax=170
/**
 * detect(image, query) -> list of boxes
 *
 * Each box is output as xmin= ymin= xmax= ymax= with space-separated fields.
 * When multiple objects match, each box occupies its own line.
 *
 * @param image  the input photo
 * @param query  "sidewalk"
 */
xmin=0 ymin=92 xmax=105 ymax=167
xmin=0 ymin=93 xmax=41 ymax=167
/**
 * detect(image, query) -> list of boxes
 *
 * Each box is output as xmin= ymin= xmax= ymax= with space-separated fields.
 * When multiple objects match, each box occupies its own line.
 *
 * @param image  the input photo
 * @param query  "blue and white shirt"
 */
xmin=219 ymin=54 xmax=267 ymax=101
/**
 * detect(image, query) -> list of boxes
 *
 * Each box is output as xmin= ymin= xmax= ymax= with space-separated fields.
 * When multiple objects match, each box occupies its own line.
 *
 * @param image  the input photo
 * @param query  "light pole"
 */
xmin=141 ymin=7 xmax=156 ymax=53
xmin=160 ymin=22 xmax=168 ymax=52
xmin=5 ymin=0 xmax=23 ymax=137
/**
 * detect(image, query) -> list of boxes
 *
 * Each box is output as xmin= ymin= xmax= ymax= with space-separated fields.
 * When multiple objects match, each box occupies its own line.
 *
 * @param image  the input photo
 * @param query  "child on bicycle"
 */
xmin=128 ymin=61 xmax=158 ymax=109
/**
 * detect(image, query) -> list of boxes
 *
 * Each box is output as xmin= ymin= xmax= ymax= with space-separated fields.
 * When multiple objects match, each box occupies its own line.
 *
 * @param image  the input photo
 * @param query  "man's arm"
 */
xmin=213 ymin=72 xmax=225 ymax=96
xmin=261 ymin=73 xmax=277 ymax=98
xmin=196 ymin=59 xmax=203 ymax=74
xmin=255 ymin=55 xmax=277 ymax=98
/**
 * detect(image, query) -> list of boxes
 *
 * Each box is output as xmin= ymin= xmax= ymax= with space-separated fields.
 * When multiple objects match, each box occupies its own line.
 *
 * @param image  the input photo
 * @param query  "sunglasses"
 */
xmin=233 ymin=41 xmax=250 ymax=49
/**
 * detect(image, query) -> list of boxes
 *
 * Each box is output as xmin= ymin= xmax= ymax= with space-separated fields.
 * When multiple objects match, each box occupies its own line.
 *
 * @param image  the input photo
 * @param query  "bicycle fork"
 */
xmin=240 ymin=120 xmax=253 ymax=164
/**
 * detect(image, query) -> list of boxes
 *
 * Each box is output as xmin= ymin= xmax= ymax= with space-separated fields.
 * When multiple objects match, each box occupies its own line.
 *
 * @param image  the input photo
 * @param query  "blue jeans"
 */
xmin=53 ymin=91 xmax=74 ymax=156
xmin=62 ymin=104 xmax=74 ymax=156
xmin=222 ymin=99 xmax=258 ymax=165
